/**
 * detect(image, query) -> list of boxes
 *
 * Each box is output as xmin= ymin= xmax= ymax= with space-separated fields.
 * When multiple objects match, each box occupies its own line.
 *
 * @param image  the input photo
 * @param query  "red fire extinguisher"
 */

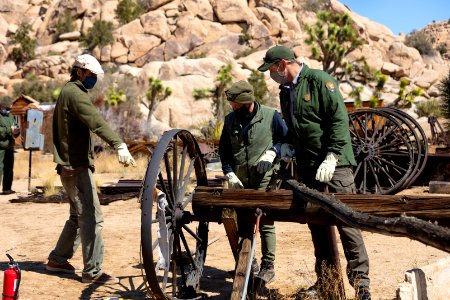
xmin=2 ymin=254 xmax=21 ymax=300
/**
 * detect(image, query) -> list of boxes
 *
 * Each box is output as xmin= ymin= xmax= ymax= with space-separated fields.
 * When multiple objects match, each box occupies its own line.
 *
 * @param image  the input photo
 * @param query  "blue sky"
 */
xmin=340 ymin=0 xmax=450 ymax=35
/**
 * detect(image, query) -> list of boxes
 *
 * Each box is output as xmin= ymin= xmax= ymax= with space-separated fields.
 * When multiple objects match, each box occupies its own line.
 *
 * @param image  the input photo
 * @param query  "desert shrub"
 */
xmin=238 ymin=30 xmax=252 ymax=45
xmin=8 ymin=23 xmax=36 ymax=67
xmin=247 ymin=69 xmax=269 ymax=105
xmin=115 ymin=0 xmax=144 ymax=25
xmin=187 ymin=51 xmax=206 ymax=59
xmin=81 ymin=20 xmax=114 ymax=50
xmin=436 ymin=43 xmax=447 ymax=56
xmin=405 ymin=30 xmax=435 ymax=56
xmin=193 ymin=88 xmax=213 ymax=100
xmin=54 ymin=8 xmax=75 ymax=39
xmin=302 ymin=0 xmax=329 ymax=12
xmin=12 ymin=74 xmax=63 ymax=103
xmin=439 ymin=69 xmax=450 ymax=120
xmin=235 ymin=48 xmax=257 ymax=59
xmin=415 ymin=98 xmax=442 ymax=118
xmin=90 ymin=73 xmax=145 ymax=142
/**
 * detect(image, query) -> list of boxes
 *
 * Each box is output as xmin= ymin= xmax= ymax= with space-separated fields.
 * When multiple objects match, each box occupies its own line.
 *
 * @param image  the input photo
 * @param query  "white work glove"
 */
xmin=280 ymin=143 xmax=294 ymax=161
xmin=226 ymin=172 xmax=244 ymax=189
xmin=117 ymin=143 xmax=136 ymax=167
xmin=256 ymin=149 xmax=277 ymax=173
xmin=315 ymin=152 xmax=338 ymax=183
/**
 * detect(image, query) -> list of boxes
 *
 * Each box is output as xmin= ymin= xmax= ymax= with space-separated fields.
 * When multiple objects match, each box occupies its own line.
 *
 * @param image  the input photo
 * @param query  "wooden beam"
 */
xmin=191 ymin=185 xmax=450 ymax=252
xmin=192 ymin=186 xmax=450 ymax=220
xmin=221 ymin=208 xmax=239 ymax=262
xmin=231 ymin=238 xmax=252 ymax=300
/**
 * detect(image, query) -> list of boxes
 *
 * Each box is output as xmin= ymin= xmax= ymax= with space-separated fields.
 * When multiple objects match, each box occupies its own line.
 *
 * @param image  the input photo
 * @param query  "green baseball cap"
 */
xmin=257 ymin=45 xmax=295 ymax=72
xmin=225 ymin=80 xmax=254 ymax=104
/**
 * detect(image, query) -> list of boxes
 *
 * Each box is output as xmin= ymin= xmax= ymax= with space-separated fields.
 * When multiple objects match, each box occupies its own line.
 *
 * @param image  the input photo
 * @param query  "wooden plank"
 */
xmin=231 ymin=238 xmax=252 ymax=300
xmin=221 ymin=208 xmax=239 ymax=262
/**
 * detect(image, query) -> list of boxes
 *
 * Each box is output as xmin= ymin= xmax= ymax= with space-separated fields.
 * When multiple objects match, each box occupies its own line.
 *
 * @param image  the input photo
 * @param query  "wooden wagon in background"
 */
xmin=138 ymin=129 xmax=450 ymax=300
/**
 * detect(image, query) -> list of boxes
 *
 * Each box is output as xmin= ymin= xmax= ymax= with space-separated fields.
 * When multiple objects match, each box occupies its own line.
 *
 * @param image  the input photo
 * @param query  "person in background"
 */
xmin=0 ymin=103 xmax=20 ymax=195
xmin=46 ymin=54 xmax=136 ymax=285
xmin=219 ymin=80 xmax=288 ymax=286
xmin=258 ymin=45 xmax=371 ymax=300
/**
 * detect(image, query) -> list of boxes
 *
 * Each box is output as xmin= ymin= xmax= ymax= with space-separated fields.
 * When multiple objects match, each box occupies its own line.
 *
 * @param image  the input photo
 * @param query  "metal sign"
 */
xmin=24 ymin=109 xmax=44 ymax=150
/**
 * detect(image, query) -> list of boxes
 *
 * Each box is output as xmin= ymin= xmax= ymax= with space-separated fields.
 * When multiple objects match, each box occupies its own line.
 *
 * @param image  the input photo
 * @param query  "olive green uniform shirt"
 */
xmin=0 ymin=112 xmax=17 ymax=150
xmin=53 ymin=80 xmax=122 ymax=168
xmin=279 ymin=64 xmax=356 ymax=170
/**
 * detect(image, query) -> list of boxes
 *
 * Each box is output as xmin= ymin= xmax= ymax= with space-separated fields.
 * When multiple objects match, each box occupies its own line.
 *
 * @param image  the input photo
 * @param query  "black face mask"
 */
xmin=234 ymin=105 xmax=251 ymax=119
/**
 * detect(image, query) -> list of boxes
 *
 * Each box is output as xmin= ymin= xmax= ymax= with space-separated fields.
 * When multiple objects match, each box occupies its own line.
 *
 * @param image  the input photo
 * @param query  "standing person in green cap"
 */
xmin=258 ymin=45 xmax=371 ymax=300
xmin=0 ymin=103 xmax=20 ymax=195
xmin=218 ymin=80 xmax=288 ymax=286
xmin=46 ymin=54 xmax=136 ymax=285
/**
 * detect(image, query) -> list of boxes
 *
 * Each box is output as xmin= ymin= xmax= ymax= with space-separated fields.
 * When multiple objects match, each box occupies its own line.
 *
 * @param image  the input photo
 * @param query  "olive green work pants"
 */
xmin=0 ymin=148 xmax=14 ymax=191
xmin=48 ymin=168 xmax=105 ymax=279
xmin=301 ymin=167 xmax=370 ymax=290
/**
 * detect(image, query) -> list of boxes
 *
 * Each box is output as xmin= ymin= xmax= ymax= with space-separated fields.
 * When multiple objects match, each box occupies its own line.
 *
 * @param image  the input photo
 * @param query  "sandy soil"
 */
xmin=0 ymin=177 xmax=448 ymax=300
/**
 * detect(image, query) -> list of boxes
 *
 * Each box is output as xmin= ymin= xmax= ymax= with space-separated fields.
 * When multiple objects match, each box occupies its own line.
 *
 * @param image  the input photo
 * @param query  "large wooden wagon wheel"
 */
xmin=348 ymin=108 xmax=414 ymax=194
xmin=140 ymin=129 xmax=209 ymax=299
xmin=378 ymin=107 xmax=428 ymax=188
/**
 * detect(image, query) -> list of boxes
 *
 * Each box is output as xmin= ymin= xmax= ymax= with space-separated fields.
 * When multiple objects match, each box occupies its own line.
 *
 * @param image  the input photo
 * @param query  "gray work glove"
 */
xmin=315 ymin=152 xmax=338 ymax=183
xmin=226 ymin=172 xmax=244 ymax=189
xmin=117 ymin=143 xmax=136 ymax=167
xmin=280 ymin=143 xmax=294 ymax=161
xmin=256 ymin=149 xmax=277 ymax=173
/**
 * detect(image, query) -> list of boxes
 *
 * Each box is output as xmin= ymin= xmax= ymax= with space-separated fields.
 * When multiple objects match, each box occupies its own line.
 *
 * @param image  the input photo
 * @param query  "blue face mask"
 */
xmin=82 ymin=76 xmax=97 ymax=89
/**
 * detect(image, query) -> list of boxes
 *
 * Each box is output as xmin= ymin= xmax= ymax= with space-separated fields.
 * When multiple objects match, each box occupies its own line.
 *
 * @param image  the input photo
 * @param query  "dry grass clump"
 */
xmin=94 ymin=151 xmax=148 ymax=178
xmin=13 ymin=149 xmax=149 ymax=185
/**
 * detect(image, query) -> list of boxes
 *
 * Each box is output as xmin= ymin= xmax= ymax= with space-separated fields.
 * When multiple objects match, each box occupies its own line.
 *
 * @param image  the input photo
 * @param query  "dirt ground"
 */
xmin=0 ymin=176 xmax=449 ymax=300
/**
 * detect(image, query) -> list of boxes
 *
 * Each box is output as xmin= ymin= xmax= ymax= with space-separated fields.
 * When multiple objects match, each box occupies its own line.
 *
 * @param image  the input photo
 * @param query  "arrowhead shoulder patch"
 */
xmin=326 ymin=82 xmax=335 ymax=93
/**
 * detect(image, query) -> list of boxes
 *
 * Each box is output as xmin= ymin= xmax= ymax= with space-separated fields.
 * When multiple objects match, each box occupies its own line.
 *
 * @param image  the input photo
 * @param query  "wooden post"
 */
xmin=221 ymin=208 xmax=240 ymax=262
xmin=231 ymin=237 xmax=252 ymax=300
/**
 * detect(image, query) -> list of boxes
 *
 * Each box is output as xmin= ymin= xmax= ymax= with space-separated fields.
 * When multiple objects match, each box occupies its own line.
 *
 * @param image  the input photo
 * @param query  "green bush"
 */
xmin=55 ymin=8 xmax=75 ymax=40
xmin=247 ymin=70 xmax=269 ymax=105
xmin=115 ymin=0 xmax=144 ymax=25
xmin=193 ymin=88 xmax=213 ymax=100
xmin=439 ymin=69 xmax=450 ymax=120
xmin=415 ymin=98 xmax=442 ymax=118
xmin=436 ymin=43 xmax=447 ymax=56
xmin=81 ymin=20 xmax=114 ymax=50
xmin=12 ymin=74 xmax=63 ymax=104
xmin=238 ymin=30 xmax=252 ymax=45
xmin=302 ymin=0 xmax=329 ymax=12
xmin=405 ymin=30 xmax=435 ymax=56
xmin=8 ymin=23 xmax=36 ymax=67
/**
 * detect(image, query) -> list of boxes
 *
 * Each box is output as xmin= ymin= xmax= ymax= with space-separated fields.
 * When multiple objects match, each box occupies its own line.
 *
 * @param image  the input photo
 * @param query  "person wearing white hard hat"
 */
xmin=46 ymin=53 xmax=135 ymax=285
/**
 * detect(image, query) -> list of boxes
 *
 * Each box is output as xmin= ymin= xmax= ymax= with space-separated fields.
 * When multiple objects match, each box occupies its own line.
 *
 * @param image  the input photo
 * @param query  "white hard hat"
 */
xmin=73 ymin=54 xmax=104 ymax=75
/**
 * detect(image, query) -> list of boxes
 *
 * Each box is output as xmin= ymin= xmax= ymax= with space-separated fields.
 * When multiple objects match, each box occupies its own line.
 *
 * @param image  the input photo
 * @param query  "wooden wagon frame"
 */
xmin=138 ymin=129 xmax=450 ymax=300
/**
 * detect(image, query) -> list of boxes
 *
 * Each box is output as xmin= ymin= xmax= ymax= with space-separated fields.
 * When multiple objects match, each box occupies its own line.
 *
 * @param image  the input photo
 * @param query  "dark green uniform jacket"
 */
xmin=53 ymin=80 xmax=122 ymax=168
xmin=223 ymin=103 xmax=276 ymax=189
xmin=0 ymin=112 xmax=17 ymax=150
xmin=279 ymin=64 xmax=356 ymax=170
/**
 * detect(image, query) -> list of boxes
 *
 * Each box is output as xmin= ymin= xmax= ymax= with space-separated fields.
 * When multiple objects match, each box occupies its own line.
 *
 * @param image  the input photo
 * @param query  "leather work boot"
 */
xmin=46 ymin=261 xmax=79 ymax=274
xmin=357 ymin=288 xmax=372 ymax=300
xmin=82 ymin=272 xmax=119 ymax=285
xmin=256 ymin=262 xmax=275 ymax=284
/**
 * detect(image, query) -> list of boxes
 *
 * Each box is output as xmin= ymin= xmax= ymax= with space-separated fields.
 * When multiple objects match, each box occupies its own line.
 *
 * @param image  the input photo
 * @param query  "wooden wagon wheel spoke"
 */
xmin=379 ymin=107 xmax=428 ymax=188
xmin=349 ymin=108 xmax=414 ymax=194
xmin=158 ymin=172 xmax=174 ymax=211
xmin=141 ymin=129 xmax=209 ymax=299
